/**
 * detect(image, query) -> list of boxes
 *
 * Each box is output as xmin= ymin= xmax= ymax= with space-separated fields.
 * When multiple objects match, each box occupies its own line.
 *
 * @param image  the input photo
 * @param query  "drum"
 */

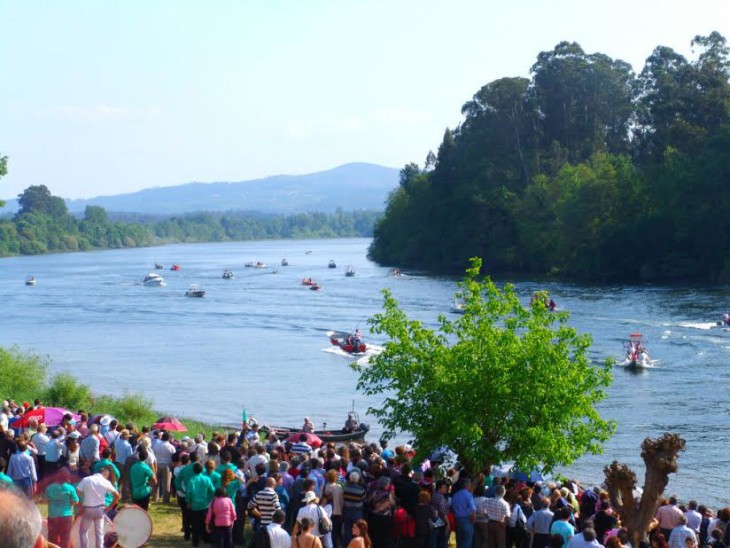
xmin=112 ymin=505 xmax=153 ymax=548
xmin=70 ymin=514 xmax=115 ymax=548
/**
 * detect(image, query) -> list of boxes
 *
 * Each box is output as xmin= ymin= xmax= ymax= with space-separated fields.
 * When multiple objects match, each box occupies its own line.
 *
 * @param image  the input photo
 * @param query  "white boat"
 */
xmin=281 ymin=259 xmax=289 ymax=266
xmin=254 ymin=261 xmax=266 ymax=269
xmin=618 ymin=333 xmax=656 ymax=369
xmin=25 ymin=276 xmax=36 ymax=286
xmin=451 ymin=299 xmax=466 ymax=314
xmin=143 ymin=273 xmax=166 ymax=287
xmin=222 ymin=270 xmax=234 ymax=279
xmin=345 ymin=266 xmax=355 ymax=277
xmin=185 ymin=285 xmax=205 ymax=298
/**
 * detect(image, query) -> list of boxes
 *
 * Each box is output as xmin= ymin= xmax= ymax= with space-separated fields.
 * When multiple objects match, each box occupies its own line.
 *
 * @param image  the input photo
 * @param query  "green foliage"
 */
xmin=92 ymin=393 xmax=156 ymax=424
xmin=44 ymin=372 xmax=93 ymax=410
xmin=0 ymin=153 xmax=7 ymax=208
xmin=356 ymin=258 xmax=616 ymax=474
xmin=0 ymin=346 xmax=49 ymax=405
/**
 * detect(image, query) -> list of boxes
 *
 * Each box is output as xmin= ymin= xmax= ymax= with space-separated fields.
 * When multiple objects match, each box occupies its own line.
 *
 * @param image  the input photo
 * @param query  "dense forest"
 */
xmin=369 ymin=33 xmax=730 ymax=282
xmin=0 ymin=184 xmax=380 ymax=256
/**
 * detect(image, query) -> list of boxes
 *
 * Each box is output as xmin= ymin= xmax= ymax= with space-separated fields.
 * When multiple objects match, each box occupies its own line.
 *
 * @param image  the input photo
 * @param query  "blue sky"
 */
xmin=1 ymin=0 xmax=728 ymax=199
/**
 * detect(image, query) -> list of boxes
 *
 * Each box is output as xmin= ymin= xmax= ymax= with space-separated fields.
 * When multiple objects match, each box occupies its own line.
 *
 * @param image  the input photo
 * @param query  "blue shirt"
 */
xmin=451 ymin=488 xmax=476 ymax=518
xmin=114 ymin=438 xmax=133 ymax=466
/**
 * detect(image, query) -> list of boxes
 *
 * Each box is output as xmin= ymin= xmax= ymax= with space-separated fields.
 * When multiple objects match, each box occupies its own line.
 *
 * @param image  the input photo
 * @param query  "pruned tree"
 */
xmin=604 ymin=433 xmax=686 ymax=548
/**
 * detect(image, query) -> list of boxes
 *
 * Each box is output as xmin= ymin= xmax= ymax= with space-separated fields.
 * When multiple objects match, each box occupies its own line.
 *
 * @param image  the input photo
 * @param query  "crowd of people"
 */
xmin=1 ymin=398 xmax=729 ymax=548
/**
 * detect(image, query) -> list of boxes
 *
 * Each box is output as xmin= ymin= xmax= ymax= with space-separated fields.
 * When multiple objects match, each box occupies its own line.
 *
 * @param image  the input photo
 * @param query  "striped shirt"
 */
xmin=251 ymin=487 xmax=281 ymax=525
xmin=290 ymin=442 xmax=312 ymax=456
xmin=343 ymin=482 xmax=365 ymax=510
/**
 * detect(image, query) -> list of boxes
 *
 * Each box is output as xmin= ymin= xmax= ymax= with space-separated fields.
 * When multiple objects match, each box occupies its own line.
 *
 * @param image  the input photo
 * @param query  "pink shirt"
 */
xmin=206 ymin=496 xmax=237 ymax=527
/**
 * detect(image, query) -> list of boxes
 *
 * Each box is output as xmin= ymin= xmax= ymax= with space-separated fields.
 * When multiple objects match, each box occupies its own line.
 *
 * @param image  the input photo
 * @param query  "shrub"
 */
xmin=44 ymin=372 xmax=93 ymax=410
xmin=0 ymin=346 xmax=48 ymax=404
xmin=94 ymin=393 xmax=155 ymax=424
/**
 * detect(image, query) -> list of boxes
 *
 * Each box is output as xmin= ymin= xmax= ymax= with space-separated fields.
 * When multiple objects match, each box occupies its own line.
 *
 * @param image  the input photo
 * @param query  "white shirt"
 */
xmin=267 ymin=523 xmax=291 ymax=548
xmin=31 ymin=432 xmax=50 ymax=455
xmin=153 ymin=441 xmax=176 ymax=465
xmin=76 ymin=473 xmax=117 ymax=507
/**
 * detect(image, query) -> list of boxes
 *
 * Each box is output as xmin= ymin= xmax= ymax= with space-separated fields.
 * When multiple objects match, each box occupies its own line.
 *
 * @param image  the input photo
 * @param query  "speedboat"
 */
xmin=25 ymin=276 xmax=36 ymax=286
xmin=618 ymin=333 xmax=655 ymax=369
xmin=328 ymin=260 xmax=337 ymax=268
xmin=255 ymin=261 xmax=266 ymax=269
xmin=185 ymin=285 xmax=205 ymax=298
xmin=302 ymin=278 xmax=316 ymax=286
xmin=281 ymin=259 xmax=289 ymax=266
xmin=391 ymin=269 xmax=402 ymax=277
xmin=170 ymin=264 xmax=182 ymax=271
xmin=154 ymin=262 xmax=164 ymax=270
xmin=327 ymin=330 xmax=366 ymax=354
xmin=143 ymin=273 xmax=166 ymax=287
xmin=222 ymin=270 xmax=234 ymax=279
xmin=244 ymin=262 xmax=255 ymax=268
xmin=345 ymin=266 xmax=355 ymax=277
xmin=451 ymin=299 xmax=466 ymax=314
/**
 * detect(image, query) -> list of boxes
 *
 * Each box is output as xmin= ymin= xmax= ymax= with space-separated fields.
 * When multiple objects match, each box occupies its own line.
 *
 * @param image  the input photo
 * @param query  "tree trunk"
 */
xmin=604 ymin=433 xmax=686 ymax=548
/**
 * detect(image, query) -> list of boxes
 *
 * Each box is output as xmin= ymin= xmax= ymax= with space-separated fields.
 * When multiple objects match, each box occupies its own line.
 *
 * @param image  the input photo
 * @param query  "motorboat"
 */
xmin=327 ymin=330 xmax=366 ymax=354
xmin=345 ymin=266 xmax=355 ymax=277
xmin=143 ymin=273 xmax=166 ymax=287
xmin=302 ymin=278 xmax=316 ymax=286
xmin=170 ymin=264 xmax=182 ymax=271
xmin=25 ymin=276 xmax=36 ymax=286
xmin=185 ymin=285 xmax=205 ymax=298
xmin=222 ymin=270 xmax=234 ymax=279
xmin=255 ymin=261 xmax=266 ymax=269
xmin=309 ymin=283 xmax=322 ymax=291
xmin=154 ymin=262 xmax=164 ymax=270
xmin=244 ymin=262 xmax=255 ymax=268
xmin=618 ymin=333 xmax=655 ymax=369
xmin=305 ymin=250 xmax=312 ymax=255
xmin=281 ymin=259 xmax=289 ymax=266
xmin=391 ymin=269 xmax=402 ymax=277
xmin=451 ymin=299 xmax=466 ymax=314
xmin=328 ymin=260 xmax=337 ymax=268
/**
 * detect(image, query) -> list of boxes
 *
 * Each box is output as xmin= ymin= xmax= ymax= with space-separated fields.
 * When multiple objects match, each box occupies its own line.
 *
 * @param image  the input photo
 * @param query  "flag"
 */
xmin=242 ymin=407 xmax=248 ymax=424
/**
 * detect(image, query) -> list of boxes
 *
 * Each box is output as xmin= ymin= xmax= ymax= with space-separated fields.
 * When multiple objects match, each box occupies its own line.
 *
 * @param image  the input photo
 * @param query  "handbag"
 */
xmin=316 ymin=505 xmax=332 ymax=534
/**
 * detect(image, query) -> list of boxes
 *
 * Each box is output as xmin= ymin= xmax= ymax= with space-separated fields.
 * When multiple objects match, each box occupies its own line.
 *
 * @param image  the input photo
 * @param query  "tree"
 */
xmin=356 ymin=258 xmax=615 ymax=474
xmin=0 ymin=153 xmax=7 ymax=208
xmin=16 ymin=185 xmax=69 ymax=218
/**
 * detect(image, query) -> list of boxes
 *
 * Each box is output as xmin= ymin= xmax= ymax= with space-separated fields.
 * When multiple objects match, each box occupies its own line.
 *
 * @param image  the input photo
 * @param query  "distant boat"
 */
xmin=309 ymin=283 xmax=322 ymax=291
xmin=450 ymin=299 xmax=466 ymax=314
xmin=185 ymin=285 xmax=205 ymax=298
xmin=154 ymin=262 xmax=164 ymax=270
xmin=328 ymin=260 xmax=337 ymax=268
xmin=143 ymin=273 xmax=166 ymax=287
xmin=391 ymin=269 xmax=402 ymax=277
xmin=345 ymin=266 xmax=355 ymax=277
xmin=170 ymin=264 xmax=182 ymax=271
xmin=25 ymin=276 xmax=36 ymax=286
xmin=254 ymin=261 xmax=266 ymax=269
xmin=281 ymin=259 xmax=289 ymax=266
xmin=244 ymin=262 xmax=255 ymax=268
xmin=302 ymin=278 xmax=316 ymax=286
xmin=222 ymin=270 xmax=234 ymax=280
xmin=305 ymin=251 xmax=312 ymax=255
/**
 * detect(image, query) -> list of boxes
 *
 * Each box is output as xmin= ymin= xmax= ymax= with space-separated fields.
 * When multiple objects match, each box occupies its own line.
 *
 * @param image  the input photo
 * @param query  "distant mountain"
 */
xmin=2 ymin=162 xmax=400 ymax=216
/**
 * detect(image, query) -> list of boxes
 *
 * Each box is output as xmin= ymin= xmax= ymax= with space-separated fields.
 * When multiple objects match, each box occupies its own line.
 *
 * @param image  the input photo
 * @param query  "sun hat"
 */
xmin=302 ymin=491 xmax=319 ymax=504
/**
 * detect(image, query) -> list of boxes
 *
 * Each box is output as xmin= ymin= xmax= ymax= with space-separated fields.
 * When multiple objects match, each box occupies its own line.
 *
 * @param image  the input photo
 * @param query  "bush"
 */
xmin=44 ymin=372 xmax=93 ymax=410
xmin=0 ymin=346 xmax=48 ymax=404
xmin=93 ymin=393 xmax=155 ymax=424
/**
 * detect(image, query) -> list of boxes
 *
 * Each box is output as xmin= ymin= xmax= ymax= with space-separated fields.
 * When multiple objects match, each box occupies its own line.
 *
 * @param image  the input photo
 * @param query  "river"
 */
xmin=1 ymin=238 xmax=728 ymax=507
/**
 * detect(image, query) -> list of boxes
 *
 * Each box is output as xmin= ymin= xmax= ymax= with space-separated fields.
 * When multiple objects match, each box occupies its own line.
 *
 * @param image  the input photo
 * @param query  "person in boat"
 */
xmin=723 ymin=312 xmax=730 ymax=326
xmin=302 ymin=417 xmax=314 ymax=433
xmin=343 ymin=412 xmax=359 ymax=434
xmin=352 ymin=329 xmax=363 ymax=350
xmin=548 ymin=299 xmax=557 ymax=311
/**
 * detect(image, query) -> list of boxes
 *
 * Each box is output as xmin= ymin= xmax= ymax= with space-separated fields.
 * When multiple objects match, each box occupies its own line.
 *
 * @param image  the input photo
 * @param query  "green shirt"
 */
xmin=175 ymin=463 xmax=194 ymax=494
xmin=45 ymin=482 xmax=79 ymax=518
xmin=204 ymin=470 xmax=222 ymax=490
xmin=185 ymin=473 xmax=214 ymax=511
xmin=0 ymin=472 xmax=12 ymax=485
xmin=225 ymin=477 xmax=242 ymax=502
xmin=130 ymin=461 xmax=154 ymax=500
xmin=216 ymin=462 xmax=236 ymax=477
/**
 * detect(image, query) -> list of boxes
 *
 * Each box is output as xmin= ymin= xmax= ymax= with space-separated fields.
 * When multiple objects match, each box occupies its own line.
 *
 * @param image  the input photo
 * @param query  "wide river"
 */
xmin=1 ymin=238 xmax=728 ymax=507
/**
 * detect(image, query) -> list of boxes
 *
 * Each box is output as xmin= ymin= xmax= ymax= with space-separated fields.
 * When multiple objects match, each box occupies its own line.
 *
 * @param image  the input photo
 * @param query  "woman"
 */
xmin=323 ymin=469 xmax=344 ymax=548
xmin=474 ymin=484 xmax=490 ymax=548
xmin=64 ymin=435 xmax=80 ymax=474
xmin=507 ymin=491 xmax=529 ymax=548
xmin=293 ymin=517 xmax=324 ymax=548
xmin=413 ymin=490 xmax=434 ymax=548
xmin=221 ymin=468 xmax=242 ymax=503
xmin=348 ymin=519 xmax=372 ymax=548
xmin=44 ymin=467 xmax=79 ymax=548
xmin=207 ymin=486 xmax=237 ymax=548
xmin=366 ymin=476 xmax=396 ymax=548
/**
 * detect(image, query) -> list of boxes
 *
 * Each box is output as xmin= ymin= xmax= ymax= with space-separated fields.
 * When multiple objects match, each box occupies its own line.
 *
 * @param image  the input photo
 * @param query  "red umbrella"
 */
xmin=17 ymin=407 xmax=78 ymax=428
xmin=153 ymin=417 xmax=187 ymax=432
xmin=289 ymin=432 xmax=322 ymax=448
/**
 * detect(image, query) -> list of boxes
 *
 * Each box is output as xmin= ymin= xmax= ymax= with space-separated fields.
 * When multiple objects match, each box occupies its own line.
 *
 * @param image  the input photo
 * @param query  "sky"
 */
xmin=1 ymin=0 xmax=729 ymax=200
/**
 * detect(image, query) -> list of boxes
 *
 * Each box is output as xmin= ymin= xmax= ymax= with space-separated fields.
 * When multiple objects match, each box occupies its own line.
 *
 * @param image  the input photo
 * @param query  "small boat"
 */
xmin=265 ymin=423 xmax=370 ymax=443
xmin=305 ymin=250 xmax=312 ymax=255
xmin=281 ymin=259 xmax=289 ymax=266
xmin=25 ymin=276 xmax=36 ymax=286
xmin=222 ymin=270 xmax=234 ymax=280
xmin=185 ymin=285 xmax=205 ymax=298
xmin=170 ymin=264 xmax=182 ymax=271
xmin=272 ymin=268 xmax=279 ymax=274
xmin=327 ymin=330 xmax=366 ymax=354
xmin=154 ymin=262 xmax=164 ymax=270
xmin=451 ymin=299 xmax=466 ymax=314
xmin=345 ymin=266 xmax=355 ymax=277
xmin=618 ymin=333 xmax=655 ymax=369
xmin=302 ymin=278 xmax=316 ymax=286
xmin=255 ymin=261 xmax=266 ymax=269
xmin=328 ymin=260 xmax=337 ymax=269
xmin=143 ymin=273 xmax=166 ymax=287
xmin=309 ymin=283 xmax=322 ymax=291
xmin=391 ymin=269 xmax=402 ymax=277
xmin=244 ymin=262 xmax=255 ymax=268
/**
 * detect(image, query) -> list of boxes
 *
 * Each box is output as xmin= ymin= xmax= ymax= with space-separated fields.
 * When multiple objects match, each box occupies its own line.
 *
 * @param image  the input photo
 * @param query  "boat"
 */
xmin=244 ymin=262 xmax=255 ymax=268
xmin=255 ymin=261 xmax=266 ymax=269
xmin=143 ymin=273 xmax=166 ymax=287
xmin=154 ymin=262 xmax=164 ymax=270
xmin=185 ymin=285 xmax=205 ymax=298
xmin=391 ymin=269 xmax=402 ymax=277
xmin=618 ymin=333 xmax=655 ymax=369
xmin=222 ymin=270 xmax=234 ymax=280
xmin=302 ymin=278 xmax=316 ymax=286
xmin=327 ymin=330 xmax=366 ymax=354
xmin=281 ymin=259 xmax=289 ymax=266
xmin=309 ymin=283 xmax=322 ymax=291
xmin=328 ymin=260 xmax=337 ymax=268
xmin=345 ymin=266 xmax=355 ymax=277
xmin=170 ymin=264 xmax=182 ymax=271
xmin=451 ymin=299 xmax=466 ymax=314
xmin=264 ymin=422 xmax=370 ymax=443
xmin=305 ymin=250 xmax=312 ymax=255
xmin=25 ymin=276 xmax=36 ymax=286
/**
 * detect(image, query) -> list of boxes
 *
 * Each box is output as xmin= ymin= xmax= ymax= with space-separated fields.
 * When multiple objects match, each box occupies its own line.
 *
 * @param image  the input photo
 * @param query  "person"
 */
xmin=76 ymin=466 xmax=121 ymax=548
xmin=129 ymin=447 xmax=156 ymax=510
xmin=668 ymin=516 xmax=698 ymax=548
xmin=251 ymin=477 xmax=282 ymax=528
xmin=44 ymin=467 xmax=79 ymax=548
xmin=722 ymin=312 xmax=730 ymax=326
xmin=7 ymin=439 xmax=37 ymax=498
xmin=343 ymin=413 xmax=359 ymax=434
xmin=347 ymin=519 xmax=372 ymax=548
xmin=30 ymin=423 xmax=50 ymax=479
xmin=352 ymin=330 xmax=363 ymax=350
xmin=153 ymin=431 xmax=176 ymax=503
xmin=186 ymin=461 xmax=216 ymax=547
xmin=366 ymin=475 xmax=396 ymax=548
xmin=268 ymin=509 xmax=292 ymax=548
xmin=452 ymin=478 xmax=476 ymax=548
xmin=657 ymin=497 xmax=685 ymax=540
xmin=0 ymin=486 xmax=48 ymax=548
xmin=548 ymin=299 xmax=557 ymax=311
xmin=323 ymin=469 xmax=344 ymax=548
xmin=293 ymin=517 xmax=324 ymax=548
xmin=302 ymin=418 xmax=315 ymax=434
xmin=207 ymin=486 xmax=237 ymax=548
xmin=103 ymin=532 xmax=120 ymax=548
xmin=485 ymin=484 xmax=511 ymax=548
xmin=550 ymin=508 xmax=575 ymax=548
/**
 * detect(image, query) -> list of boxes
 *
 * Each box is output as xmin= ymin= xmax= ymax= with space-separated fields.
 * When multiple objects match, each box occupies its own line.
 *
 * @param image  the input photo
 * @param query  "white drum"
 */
xmin=70 ymin=514 xmax=115 ymax=548
xmin=112 ymin=505 xmax=153 ymax=548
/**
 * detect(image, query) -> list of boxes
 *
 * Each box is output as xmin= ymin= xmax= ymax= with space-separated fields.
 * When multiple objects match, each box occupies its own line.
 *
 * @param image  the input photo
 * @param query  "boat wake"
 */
xmin=677 ymin=321 xmax=721 ymax=330
xmin=322 ymin=344 xmax=384 ymax=366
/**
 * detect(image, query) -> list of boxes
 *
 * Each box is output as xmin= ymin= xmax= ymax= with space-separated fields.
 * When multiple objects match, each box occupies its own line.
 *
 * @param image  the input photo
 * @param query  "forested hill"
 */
xmin=369 ymin=33 xmax=730 ymax=283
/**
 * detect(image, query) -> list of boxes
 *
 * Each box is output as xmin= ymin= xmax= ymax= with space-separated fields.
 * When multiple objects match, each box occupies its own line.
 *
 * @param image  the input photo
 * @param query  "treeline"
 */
xmin=0 ymin=184 xmax=380 ymax=256
xmin=369 ymin=33 xmax=730 ymax=282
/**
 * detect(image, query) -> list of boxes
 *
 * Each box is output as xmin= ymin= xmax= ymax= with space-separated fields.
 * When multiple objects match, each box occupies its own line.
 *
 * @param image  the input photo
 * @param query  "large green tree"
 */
xmin=356 ymin=258 xmax=615 ymax=474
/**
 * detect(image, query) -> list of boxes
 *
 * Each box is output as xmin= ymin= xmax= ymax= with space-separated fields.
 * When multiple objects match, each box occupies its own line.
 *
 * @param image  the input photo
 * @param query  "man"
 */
xmin=669 ymin=516 xmax=698 ymax=548
xmin=80 ymin=424 xmax=101 ymax=471
xmin=379 ymin=439 xmax=394 ymax=460
xmin=186 ymin=462 xmax=215 ymax=548
xmin=302 ymin=417 xmax=314 ymax=433
xmin=190 ymin=433 xmax=207 ymax=463
xmin=451 ymin=478 xmax=476 ymax=548
xmin=129 ymin=448 xmax=157 ymax=510
xmin=485 ymin=484 xmax=511 ymax=548
xmin=30 ymin=423 xmax=50 ymax=479
xmin=247 ymin=443 xmax=269 ymax=477
xmin=343 ymin=413 xmax=359 ymax=433
xmin=7 ymin=439 xmax=37 ymax=498
xmin=684 ymin=501 xmax=702 ymax=536
xmin=250 ymin=477 xmax=282 ymax=528
xmin=431 ymin=479 xmax=451 ymax=548
xmin=567 ymin=525 xmax=604 ymax=548
xmin=76 ymin=466 xmax=121 ymax=548
xmin=152 ymin=431 xmax=176 ymax=503
xmin=342 ymin=471 xmax=366 ymax=544
xmin=113 ymin=430 xmax=133 ymax=500
xmin=0 ymin=487 xmax=48 ymax=548
xmin=528 ymin=497 xmax=554 ymax=548
xmin=657 ymin=496 xmax=685 ymax=540
xmin=267 ymin=509 xmax=291 ymax=548
xmin=291 ymin=434 xmax=313 ymax=457
xmin=550 ymin=508 xmax=576 ymax=548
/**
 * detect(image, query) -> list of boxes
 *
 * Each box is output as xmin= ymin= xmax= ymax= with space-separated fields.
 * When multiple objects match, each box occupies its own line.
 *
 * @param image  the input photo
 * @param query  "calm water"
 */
xmin=1 ymin=238 xmax=729 ymax=507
